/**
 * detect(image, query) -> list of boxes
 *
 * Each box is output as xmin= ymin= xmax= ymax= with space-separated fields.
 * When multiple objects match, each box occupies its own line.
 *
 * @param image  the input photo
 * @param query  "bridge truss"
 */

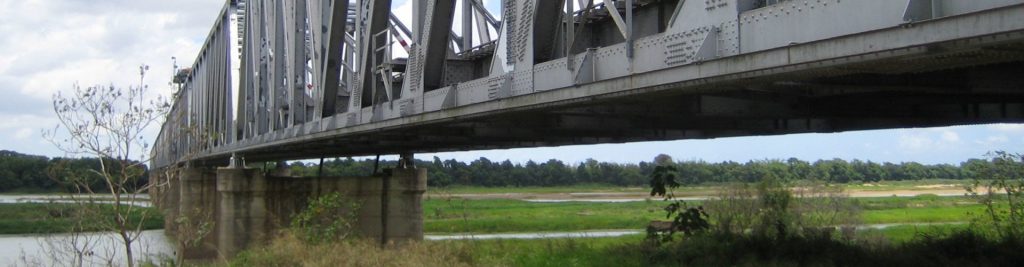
xmin=154 ymin=0 xmax=1024 ymax=167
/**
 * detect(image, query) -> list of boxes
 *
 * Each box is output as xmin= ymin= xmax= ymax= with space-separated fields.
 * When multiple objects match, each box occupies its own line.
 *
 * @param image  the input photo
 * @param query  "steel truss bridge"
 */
xmin=153 ymin=0 xmax=1024 ymax=167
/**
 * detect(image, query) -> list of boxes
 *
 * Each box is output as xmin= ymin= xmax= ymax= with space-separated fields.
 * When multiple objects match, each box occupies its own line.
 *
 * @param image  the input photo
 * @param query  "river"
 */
xmin=0 ymin=194 xmax=152 ymax=207
xmin=0 ymin=230 xmax=174 ymax=266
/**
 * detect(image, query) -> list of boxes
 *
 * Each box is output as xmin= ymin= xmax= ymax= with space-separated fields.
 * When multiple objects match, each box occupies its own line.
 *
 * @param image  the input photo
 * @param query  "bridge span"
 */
xmin=149 ymin=0 xmax=1024 ymax=260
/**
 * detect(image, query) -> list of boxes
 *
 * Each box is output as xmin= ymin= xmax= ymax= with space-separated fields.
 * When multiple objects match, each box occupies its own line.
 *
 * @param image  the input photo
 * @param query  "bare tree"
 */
xmin=45 ymin=65 xmax=170 ymax=267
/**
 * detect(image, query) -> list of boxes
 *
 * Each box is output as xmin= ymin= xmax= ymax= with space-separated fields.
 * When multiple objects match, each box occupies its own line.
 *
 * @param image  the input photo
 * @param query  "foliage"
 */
xmin=283 ymin=156 xmax=985 ymax=189
xmin=752 ymin=175 xmax=794 ymax=238
xmin=647 ymin=156 xmax=711 ymax=244
xmin=0 ymin=149 xmax=1001 ymax=193
xmin=291 ymin=192 xmax=361 ymax=244
xmin=0 ymin=150 xmax=147 ymax=193
xmin=648 ymin=165 xmax=679 ymax=198
xmin=44 ymin=64 xmax=169 ymax=267
xmin=174 ymin=207 xmax=215 ymax=260
xmin=225 ymin=226 xmax=1024 ymax=267
xmin=966 ymin=151 xmax=1024 ymax=239
xmin=791 ymin=180 xmax=861 ymax=229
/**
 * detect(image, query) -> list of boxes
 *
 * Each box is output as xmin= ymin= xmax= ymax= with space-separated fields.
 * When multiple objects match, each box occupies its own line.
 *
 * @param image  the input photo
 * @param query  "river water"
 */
xmin=0 ymin=230 xmax=174 ymax=266
xmin=0 ymin=194 xmax=152 ymax=207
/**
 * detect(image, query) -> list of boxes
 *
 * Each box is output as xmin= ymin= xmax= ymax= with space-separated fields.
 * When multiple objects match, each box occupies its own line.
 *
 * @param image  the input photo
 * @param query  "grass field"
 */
xmin=227 ymin=179 xmax=1020 ymax=266
xmin=0 ymin=203 xmax=163 ymax=234
xmin=229 ymin=224 xmax=994 ymax=267
xmin=427 ymin=179 xmax=974 ymax=195
xmin=430 ymin=184 xmax=652 ymax=194
xmin=422 ymin=194 xmax=984 ymax=234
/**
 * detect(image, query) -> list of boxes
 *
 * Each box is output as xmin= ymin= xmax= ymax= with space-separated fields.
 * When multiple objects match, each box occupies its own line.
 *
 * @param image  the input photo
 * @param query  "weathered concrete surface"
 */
xmin=216 ymin=167 xmax=267 ymax=259
xmin=152 ymin=165 xmax=427 ymax=260
xmin=148 ymin=169 xmax=179 ymax=236
xmin=177 ymin=167 xmax=219 ymax=259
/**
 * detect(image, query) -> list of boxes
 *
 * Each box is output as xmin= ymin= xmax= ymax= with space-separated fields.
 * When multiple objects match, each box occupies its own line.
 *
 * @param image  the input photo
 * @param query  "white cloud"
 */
xmin=14 ymin=128 xmax=33 ymax=140
xmin=988 ymin=123 xmax=1024 ymax=133
xmin=898 ymin=131 xmax=933 ymax=151
xmin=0 ymin=1 xmax=220 ymax=157
xmin=897 ymin=128 xmax=963 ymax=154
xmin=975 ymin=135 xmax=1010 ymax=147
xmin=940 ymin=130 xmax=960 ymax=143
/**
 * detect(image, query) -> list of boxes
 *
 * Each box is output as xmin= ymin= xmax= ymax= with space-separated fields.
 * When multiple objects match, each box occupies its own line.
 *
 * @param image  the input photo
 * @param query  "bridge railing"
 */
xmin=153 ymin=1 xmax=240 ymax=167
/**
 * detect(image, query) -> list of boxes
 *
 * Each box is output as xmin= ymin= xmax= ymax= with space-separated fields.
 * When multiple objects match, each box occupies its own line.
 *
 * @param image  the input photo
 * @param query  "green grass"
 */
xmin=424 ymin=198 xmax=666 ymax=233
xmin=872 ymin=224 xmax=972 ymax=243
xmin=0 ymin=203 xmax=163 ymax=234
xmin=423 ymin=195 xmax=985 ymax=234
xmin=842 ymin=179 xmax=970 ymax=191
xmin=454 ymin=235 xmax=647 ymax=267
xmin=428 ymin=179 xmax=977 ymax=195
xmin=429 ymin=184 xmax=651 ymax=194
xmin=428 ymin=184 xmax=732 ymax=195
xmin=229 ymin=226 xmax=1022 ymax=266
xmin=226 ymin=181 xmax=1022 ymax=266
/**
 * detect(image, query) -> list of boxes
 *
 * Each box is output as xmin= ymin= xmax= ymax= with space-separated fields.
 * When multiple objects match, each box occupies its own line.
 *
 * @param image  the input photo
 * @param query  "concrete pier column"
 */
xmin=216 ymin=167 xmax=267 ymax=259
xmin=150 ymin=169 xmax=180 ymax=236
xmin=177 ymin=167 xmax=219 ymax=259
xmin=381 ymin=167 xmax=428 ymax=242
xmin=343 ymin=167 xmax=427 ymax=243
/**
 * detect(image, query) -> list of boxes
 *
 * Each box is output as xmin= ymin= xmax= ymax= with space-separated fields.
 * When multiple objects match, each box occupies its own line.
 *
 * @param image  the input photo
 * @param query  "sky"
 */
xmin=0 ymin=0 xmax=1021 ymax=166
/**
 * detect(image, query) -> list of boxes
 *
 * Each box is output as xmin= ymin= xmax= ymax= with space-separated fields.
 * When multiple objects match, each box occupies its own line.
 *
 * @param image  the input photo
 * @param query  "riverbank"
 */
xmin=228 ymin=222 xmax=1022 ymax=267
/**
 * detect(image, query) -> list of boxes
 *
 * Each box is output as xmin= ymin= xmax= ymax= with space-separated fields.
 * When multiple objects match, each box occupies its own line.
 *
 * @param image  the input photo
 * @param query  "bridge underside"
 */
xmin=221 ymin=39 xmax=1024 ymax=163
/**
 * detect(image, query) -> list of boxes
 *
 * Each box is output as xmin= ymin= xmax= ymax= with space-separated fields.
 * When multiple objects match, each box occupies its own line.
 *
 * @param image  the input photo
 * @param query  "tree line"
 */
xmin=0 ymin=150 xmax=148 ymax=193
xmin=287 ymin=155 xmax=1003 ymax=187
xmin=1 ymin=148 xmax=1009 ymax=192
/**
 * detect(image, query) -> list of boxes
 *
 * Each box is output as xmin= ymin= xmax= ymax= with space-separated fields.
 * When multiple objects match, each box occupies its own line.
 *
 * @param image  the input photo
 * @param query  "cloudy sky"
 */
xmin=0 ymin=0 xmax=1021 ymax=165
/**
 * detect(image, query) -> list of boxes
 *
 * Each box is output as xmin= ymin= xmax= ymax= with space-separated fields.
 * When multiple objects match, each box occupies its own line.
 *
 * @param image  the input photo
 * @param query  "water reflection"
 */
xmin=0 ymin=194 xmax=151 ymax=207
xmin=0 ymin=230 xmax=174 ymax=266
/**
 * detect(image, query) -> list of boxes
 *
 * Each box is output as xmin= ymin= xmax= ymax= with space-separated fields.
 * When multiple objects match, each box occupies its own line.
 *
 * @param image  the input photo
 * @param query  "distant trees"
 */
xmin=0 ymin=150 xmax=148 ymax=193
xmin=0 ymin=150 xmax=1013 ymax=192
xmin=279 ymin=155 xmax=998 ymax=188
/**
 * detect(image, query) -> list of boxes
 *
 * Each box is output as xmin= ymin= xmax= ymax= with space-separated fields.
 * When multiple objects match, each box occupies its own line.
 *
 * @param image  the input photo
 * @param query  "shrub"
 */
xmin=290 ymin=192 xmax=361 ymax=244
xmin=966 ymin=151 xmax=1024 ymax=239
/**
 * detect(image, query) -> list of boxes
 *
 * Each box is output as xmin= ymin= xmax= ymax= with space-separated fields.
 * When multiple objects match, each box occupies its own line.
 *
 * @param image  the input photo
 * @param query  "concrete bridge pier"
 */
xmin=369 ymin=167 xmax=428 ymax=243
xmin=176 ymin=166 xmax=219 ymax=259
xmin=151 ymin=162 xmax=428 ymax=260
xmin=216 ymin=167 xmax=267 ymax=259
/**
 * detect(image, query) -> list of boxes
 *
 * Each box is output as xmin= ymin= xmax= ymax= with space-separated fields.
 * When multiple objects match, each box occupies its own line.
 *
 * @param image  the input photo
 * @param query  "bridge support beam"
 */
xmin=177 ymin=167 xmax=219 ymax=259
xmin=154 ymin=164 xmax=427 ymax=261
xmin=216 ymin=167 xmax=268 ymax=259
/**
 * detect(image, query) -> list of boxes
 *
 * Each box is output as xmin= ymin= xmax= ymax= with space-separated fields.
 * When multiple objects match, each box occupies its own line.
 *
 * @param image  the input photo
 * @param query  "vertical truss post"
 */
xmin=272 ymin=0 xmax=288 ymax=130
xmin=421 ymin=0 xmax=457 ymax=91
xmin=353 ymin=0 xmax=394 ymax=111
xmin=239 ymin=1 xmax=252 ymax=139
xmin=565 ymin=0 xmax=575 ymax=70
xmin=286 ymin=0 xmax=308 ymax=126
xmin=462 ymin=0 xmax=473 ymax=51
xmin=625 ymin=0 xmax=633 ymax=60
xmin=255 ymin=1 xmax=270 ymax=135
xmin=318 ymin=0 xmax=350 ymax=118
xmin=471 ymin=0 xmax=491 ymax=43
